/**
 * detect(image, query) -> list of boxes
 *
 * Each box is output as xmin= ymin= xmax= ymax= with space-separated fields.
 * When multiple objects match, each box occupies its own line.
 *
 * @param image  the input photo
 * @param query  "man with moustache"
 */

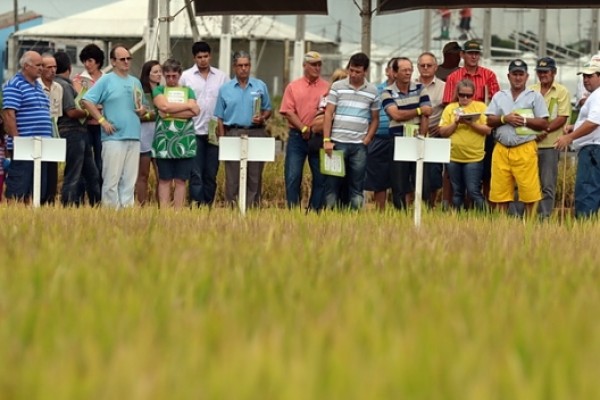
xmin=485 ymin=59 xmax=549 ymax=215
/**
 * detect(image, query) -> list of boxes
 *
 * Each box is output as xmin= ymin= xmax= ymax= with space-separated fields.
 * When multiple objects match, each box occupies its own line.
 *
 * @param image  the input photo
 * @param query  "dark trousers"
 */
xmin=189 ymin=135 xmax=219 ymax=206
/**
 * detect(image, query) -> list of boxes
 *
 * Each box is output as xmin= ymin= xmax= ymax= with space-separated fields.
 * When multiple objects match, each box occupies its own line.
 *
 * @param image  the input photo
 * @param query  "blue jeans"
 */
xmin=447 ymin=160 xmax=485 ymax=210
xmin=575 ymin=145 xmax=600 ymax=218
xmin=284 ymin=129 xmax=325 ymax=210
xmin=189 ymin=135 xmax=219 ymax=206
xmin=324 ymin=142 xmax=367 ymax=210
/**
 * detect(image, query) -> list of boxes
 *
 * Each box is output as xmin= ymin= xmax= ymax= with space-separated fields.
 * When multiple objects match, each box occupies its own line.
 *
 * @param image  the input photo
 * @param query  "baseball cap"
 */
xmin=462 ymin=40 xmax=481 ymax=53
xmin=508 ymin=59 xmax=528 ymax=73
xmin=442 ymin=41 xmax=461 ymax=53
xmin=535 ymin=57 xmax=556 ymax=72
xmin=577 ymin=58 xmax=600 ymax=75
xmin=304 ymin=51 xmax=322 ymax=64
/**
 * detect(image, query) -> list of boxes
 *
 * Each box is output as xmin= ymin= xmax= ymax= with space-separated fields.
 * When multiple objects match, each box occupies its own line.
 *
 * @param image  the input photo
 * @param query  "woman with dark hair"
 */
xmin=152 ymin=59 xmax=199 ymax=209
xmin=136 ymin=60 xmax=162 ymax=205
xmin=73 ymin=43 xmax=105 ymax=204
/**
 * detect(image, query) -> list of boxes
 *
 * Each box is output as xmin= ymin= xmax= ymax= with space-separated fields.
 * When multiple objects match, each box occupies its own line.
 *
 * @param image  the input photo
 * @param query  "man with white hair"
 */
xmin=555 ymin=58 xmax=600 ymax=218
xmin=1 ymin=51 xmax=53 ymax=203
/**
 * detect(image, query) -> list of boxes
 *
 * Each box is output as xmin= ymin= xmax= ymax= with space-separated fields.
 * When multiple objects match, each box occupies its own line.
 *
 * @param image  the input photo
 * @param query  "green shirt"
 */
xmin=151 ymin=85 xmax=197 ymax=159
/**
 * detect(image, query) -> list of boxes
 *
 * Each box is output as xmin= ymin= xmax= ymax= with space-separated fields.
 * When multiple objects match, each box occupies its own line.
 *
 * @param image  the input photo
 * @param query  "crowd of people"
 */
xmin=1 ymin=39 xmax=600 ymax=218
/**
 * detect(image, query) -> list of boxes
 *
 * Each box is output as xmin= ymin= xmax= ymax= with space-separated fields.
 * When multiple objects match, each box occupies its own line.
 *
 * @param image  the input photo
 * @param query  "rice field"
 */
xmin=1 ymin=204 xmax=600 ymax=400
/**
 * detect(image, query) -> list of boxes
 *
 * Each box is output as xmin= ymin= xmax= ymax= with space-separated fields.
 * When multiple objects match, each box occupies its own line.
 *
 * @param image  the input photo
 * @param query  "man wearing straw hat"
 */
xmin=555 ymin=58 xmax=600 ymax=218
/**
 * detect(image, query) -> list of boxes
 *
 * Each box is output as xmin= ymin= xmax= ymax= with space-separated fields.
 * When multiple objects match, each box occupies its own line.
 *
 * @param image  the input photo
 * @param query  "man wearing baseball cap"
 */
xmin=527 ymin=57 xmax=572 ymax=218
xmin=555 ymin=58 xmax=600 ymax=218
xmin=485 ymin=59 xmax=549 ymax=214
xmin=280 ymin=51 xmax=329 ymax=210
xmin=442 ymin=40 xmax=500 ymax=205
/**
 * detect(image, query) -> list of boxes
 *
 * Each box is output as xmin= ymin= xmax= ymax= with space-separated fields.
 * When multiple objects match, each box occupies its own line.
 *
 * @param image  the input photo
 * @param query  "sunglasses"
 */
xmin=419 ymin=64 xmax=433 ymax=68
xmin=114 ymin=57 xmax=133 ymax=62
xmin=457 ymin=93 xmax=474 ymax=98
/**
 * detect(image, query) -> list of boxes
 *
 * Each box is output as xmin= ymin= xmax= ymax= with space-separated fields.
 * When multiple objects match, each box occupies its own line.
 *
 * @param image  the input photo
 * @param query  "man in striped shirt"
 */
xmin=382 ymin=57 xmax=432 ymax=210
xmin=2 ymin=51 xmax=53 ymax=203
xmin=322 ymin=52 xmax=380 ymax=210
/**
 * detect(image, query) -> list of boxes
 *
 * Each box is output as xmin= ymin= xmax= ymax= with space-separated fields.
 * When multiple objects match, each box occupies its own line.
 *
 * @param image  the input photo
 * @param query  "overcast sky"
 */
xmin=1 ymin=0 xmax=593 ymax=48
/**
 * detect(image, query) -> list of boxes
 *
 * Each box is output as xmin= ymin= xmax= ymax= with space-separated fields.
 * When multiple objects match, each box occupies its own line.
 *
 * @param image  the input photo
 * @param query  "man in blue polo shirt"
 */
xmin=2 ymin=50 xmax=53 ymax=203
xmin=215 ymin=51 xmax=272 ymax=208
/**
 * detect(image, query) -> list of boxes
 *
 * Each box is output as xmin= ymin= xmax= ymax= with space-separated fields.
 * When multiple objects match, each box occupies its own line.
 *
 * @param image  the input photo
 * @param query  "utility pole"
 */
xmin=292 ymin=15 xmax=306 ymax=81
xmin=158 ymin=0 xmax=171 ymax=62
xmin=538 ymin=9 xmax=547 ymax=58
xmin=483 ymin=9 xmax=492 ymax=60
xmin=360 ymin=0 xmax=371 ymax=58
xmin=13 ymin=0 xmax=19 ymax=32
xmin=219 ymin=16 xmax=232 ymax=77
xmin=592 ymin=9 xmax=599 ymax=55
xmin=422 ymin=9 xmax=431 ymax=53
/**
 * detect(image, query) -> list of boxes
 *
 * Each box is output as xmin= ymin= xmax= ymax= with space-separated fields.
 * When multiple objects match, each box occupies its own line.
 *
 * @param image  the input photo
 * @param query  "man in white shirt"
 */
xmin=180 ymin=41 xmax=229 ymax=207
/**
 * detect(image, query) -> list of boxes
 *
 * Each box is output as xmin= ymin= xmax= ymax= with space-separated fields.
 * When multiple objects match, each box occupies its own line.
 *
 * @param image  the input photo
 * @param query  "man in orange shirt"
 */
xmin=280 ymin=51 xmax=330 ymax=210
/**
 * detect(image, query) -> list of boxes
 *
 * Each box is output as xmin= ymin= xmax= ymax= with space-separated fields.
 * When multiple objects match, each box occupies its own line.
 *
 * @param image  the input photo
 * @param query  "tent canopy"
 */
xmin=193 ymin=0 xmax=328 ymax=15
xmin=377 ymin=0 xmax=600 ymax=13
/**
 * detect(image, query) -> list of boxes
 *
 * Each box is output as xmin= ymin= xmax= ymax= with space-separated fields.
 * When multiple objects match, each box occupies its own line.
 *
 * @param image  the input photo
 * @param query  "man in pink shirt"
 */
xmin=280 ymin=51 xmax=330 ymax=210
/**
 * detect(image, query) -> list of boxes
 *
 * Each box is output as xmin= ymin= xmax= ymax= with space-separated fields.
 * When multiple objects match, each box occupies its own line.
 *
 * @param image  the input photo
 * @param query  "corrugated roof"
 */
xmin=13 ymin=0 xmax=333 ymax=43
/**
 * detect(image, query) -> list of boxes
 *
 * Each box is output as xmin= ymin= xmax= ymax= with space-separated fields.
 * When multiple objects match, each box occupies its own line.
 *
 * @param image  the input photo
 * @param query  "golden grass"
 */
xmin=1 ymin=206 xmax=600 ymax=399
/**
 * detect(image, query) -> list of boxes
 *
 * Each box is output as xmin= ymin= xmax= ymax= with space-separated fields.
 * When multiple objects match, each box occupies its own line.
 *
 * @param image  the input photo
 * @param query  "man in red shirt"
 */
xmin=442 ymin=40 xmax=500 ymax=202
xmin=280 ymin=51 xmax=330 ymax=210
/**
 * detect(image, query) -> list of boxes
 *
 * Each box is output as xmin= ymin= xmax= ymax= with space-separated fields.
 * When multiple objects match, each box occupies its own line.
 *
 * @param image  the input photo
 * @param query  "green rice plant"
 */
xmin=1 ymin=206 xmax=600 ymax=399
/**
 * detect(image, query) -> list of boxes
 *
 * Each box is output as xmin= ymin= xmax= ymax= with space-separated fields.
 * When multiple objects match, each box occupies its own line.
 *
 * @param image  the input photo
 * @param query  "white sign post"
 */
xmin=13 ymin=136 xmax=66 ymax=207
xmin=219 ymin=136 xmax=275 ymax=215
xmin=394 ymin=136 xmax=451 ymax=227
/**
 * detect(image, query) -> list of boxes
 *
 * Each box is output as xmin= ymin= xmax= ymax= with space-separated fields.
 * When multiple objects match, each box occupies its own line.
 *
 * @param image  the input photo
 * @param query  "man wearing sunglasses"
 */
xmin=82 ymin=44 xmax=147 ymax=208
xmin=555 ymin=59 xmax=600 ymax=218
xmin=485 ymin=59 xmax=549 ymax=215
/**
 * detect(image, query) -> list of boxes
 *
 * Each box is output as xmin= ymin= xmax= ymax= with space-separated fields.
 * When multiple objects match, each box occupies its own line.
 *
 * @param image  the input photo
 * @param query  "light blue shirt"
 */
xmin=214 ymin=77 xmax=271 ymax=127
xmin=83 ymin=72 xmax=143 ymax=141
xmin=485 ymin=88 xmax=548 ymax=147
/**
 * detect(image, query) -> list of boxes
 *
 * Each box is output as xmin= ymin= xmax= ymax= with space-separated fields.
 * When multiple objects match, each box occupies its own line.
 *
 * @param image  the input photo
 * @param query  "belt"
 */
xmin=225 ymin=124 xmax=264 ymax=130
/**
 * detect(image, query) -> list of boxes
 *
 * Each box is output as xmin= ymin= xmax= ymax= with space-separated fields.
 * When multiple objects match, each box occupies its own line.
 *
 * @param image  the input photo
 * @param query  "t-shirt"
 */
xmin=82 ymin=72 xmax=143 ymax=141
xmin=151 ymin=85 xmax=197 ymax=159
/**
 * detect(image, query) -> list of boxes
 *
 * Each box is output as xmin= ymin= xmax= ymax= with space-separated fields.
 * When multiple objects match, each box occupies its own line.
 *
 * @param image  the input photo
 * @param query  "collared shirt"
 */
xmin=327 ymin=77 xmax=380 ymax=143
xmin=572 ymin=87 xmax=600 ymax=152
xmin=279 ymin=75 xmax=329 ymax=127
xmin=179 ymin=65 xmax=229 ymax=135
xmin=214 ymin=77 xmax=271 ymax=127
xmin=529 ymin=81 xmax=572 ymax=149
xmin=416 ymin=76 xmax=445 ymax=129
xmin=485 ymin=88 xmax=549 ymax=147
xmin=37 ymin=78 xmax=63 ymax=118
xmin=55 ymin=75 xmax=87 ymax=134
xmin=381 ymin=81 xmax=431 ymax=136
xmin=443 ymin=66 xmax=500 ymax=104
xmin=2 ymin=72 xmax=53 ymax=149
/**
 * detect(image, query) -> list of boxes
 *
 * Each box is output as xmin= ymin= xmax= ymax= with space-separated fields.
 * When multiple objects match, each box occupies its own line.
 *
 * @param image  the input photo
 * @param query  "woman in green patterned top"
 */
xmin=152 ymin=59 xmax=200 ymax=209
